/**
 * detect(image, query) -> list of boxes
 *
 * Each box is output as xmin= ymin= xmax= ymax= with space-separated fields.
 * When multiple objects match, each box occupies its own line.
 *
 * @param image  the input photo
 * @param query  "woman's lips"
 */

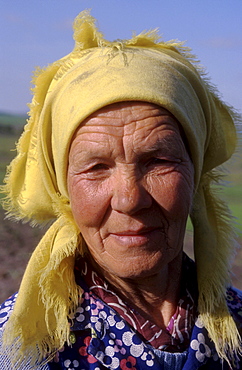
xmin=108 ymin=228 xmax=163 ymax=247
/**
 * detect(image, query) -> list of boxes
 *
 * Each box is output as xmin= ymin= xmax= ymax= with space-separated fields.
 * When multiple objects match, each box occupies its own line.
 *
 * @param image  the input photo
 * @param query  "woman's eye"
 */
xmin=89 ymin=163 xmax=109 ymax=171
xmin=148 ymin=157 xmax=169 ymax=166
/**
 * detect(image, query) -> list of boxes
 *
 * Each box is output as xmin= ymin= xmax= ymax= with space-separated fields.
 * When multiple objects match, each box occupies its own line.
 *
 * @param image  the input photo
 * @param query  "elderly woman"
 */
xmin=0 ymin=11 xmax=241 ymax=370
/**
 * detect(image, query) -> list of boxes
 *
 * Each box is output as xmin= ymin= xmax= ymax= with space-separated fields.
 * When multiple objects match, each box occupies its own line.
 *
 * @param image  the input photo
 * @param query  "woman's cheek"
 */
xmin=149 ymin=170 xmax=193 ymax=217
xmin=69 ymin=178 xmax=110 ymax=228
xmin=170 ymin=172 xmax=194 ymax=215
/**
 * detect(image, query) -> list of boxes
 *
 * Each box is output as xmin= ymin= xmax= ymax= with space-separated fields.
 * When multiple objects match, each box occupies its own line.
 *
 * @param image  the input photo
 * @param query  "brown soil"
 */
xmin=0 ymin=209 xmax=241 ymax=303
xmin=0 ymin=209 xmax=46 ymax=302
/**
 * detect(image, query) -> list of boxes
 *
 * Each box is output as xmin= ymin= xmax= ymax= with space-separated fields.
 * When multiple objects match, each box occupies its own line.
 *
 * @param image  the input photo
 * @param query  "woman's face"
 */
xmin=67 ymin=102 xmax=194 ymax=279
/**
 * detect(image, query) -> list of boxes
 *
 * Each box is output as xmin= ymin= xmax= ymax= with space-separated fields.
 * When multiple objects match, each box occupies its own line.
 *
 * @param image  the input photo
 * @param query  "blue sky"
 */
xmin=1 ymin=0 xmax=242 ymax=114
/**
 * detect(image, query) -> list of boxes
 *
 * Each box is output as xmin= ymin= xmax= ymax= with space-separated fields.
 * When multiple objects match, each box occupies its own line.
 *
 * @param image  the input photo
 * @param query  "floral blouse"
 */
xmin=0 ymin=255 xmax=242 ymax=370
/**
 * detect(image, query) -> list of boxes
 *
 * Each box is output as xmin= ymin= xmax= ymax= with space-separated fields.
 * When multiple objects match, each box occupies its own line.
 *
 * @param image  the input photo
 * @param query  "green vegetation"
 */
xmin=0 ymin=130 xmax=19 ymax=185
xmin=0 ymin=113 xmax=26 ymax=185
xmin=0 ymin=112 xmax=27 ymax=128
xmin=0 ymin=112 xmax=27 ymax=136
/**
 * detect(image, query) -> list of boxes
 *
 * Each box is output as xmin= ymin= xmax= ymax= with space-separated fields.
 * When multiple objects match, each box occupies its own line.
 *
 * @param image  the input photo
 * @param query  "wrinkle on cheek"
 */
xmin=70 ymin=182 xmax=111 ymax=233
xmin=87 ymin=240 xmax=105 ymax=257
xmin=147 ymin=172 xmax=192 ymax=217
xmin=174 ymin=166 xmax=194 ymax=189
xmin=179 ymin=163 xmax=195 ymax=202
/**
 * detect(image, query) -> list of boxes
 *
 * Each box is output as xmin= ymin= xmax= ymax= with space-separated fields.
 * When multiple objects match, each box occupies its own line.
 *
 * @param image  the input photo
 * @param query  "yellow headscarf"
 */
xmin=1 ymin=10 xmax=241 ymax=367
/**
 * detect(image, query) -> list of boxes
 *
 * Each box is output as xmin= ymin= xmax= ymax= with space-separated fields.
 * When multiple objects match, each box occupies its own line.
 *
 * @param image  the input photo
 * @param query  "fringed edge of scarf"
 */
xmin=2 ymin=215 xmax=84 ymax=368
xmin=0 ymin=62 xmax=60 ymax=225
xmin=191 ymin=170 xmax=242 ymax=364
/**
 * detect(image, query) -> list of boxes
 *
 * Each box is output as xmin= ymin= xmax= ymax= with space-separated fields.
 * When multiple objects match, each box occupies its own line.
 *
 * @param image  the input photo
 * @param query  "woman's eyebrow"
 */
xmin=142 ymin=136 xmax=182 ymax=153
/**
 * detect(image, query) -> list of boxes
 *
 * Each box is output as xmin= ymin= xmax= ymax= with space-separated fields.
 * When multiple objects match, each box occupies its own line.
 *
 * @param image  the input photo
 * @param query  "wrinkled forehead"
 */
xmin=72 ymin=102 xmax=178 ymax=134
xmin=71 ymin=101 xmax=189 ymax=155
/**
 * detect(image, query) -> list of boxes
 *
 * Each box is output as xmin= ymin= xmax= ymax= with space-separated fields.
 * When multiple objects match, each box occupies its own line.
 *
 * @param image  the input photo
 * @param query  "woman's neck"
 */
xmin=90 ymin=251 xmax=183 ymax=329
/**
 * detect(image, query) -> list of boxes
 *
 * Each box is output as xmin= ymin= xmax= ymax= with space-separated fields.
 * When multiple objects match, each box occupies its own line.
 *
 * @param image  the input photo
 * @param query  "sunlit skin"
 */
xmin=67 ymin=102 xmax=194 ymax=327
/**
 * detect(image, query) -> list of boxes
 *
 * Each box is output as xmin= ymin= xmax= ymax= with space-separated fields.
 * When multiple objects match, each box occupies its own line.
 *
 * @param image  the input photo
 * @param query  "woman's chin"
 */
xmin=96 ymin=251 xmax=175 ymax=281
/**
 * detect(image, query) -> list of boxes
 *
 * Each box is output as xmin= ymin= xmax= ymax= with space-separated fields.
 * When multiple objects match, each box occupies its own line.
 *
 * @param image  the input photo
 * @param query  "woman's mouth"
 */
xmin=108 ymin=228 xmax=163 ymax=248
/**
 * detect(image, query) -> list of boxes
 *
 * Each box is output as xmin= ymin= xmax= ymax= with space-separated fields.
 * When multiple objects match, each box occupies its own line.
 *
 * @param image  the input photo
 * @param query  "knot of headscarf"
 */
xmin=1 ymin=9 xmax=241 ymax=368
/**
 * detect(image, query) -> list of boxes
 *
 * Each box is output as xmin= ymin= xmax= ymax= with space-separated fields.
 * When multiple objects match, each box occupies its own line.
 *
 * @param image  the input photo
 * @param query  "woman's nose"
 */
xmin=111 ymin=174 xmax=152 ymax=215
